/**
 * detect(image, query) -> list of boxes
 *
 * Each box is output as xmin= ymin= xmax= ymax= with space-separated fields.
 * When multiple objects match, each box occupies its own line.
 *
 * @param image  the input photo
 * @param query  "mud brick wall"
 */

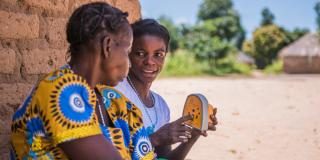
xmin=0 ymin=0 xmax=141 ymax=159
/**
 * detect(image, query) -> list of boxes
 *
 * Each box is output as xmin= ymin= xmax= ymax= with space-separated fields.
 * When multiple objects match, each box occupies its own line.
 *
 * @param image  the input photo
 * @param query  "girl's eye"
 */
xmin=155 ymin=52 xmax=165 ymax=58
xmin=136 ymin=51 xmax=144 ymax=57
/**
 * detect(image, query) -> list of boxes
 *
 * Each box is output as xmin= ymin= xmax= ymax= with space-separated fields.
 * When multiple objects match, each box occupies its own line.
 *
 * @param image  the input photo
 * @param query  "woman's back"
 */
xmin=11 ymin=65 xmax=101 ymax=159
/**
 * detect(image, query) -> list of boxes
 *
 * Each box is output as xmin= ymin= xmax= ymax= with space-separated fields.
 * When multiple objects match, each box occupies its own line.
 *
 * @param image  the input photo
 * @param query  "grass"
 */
xmin=263 ymin=60 xmax=283 ymax=74
xmin=160 ymin=50 xmax=207 ymax=77
xmin=160 ymin=50 xmax=254 ymax=77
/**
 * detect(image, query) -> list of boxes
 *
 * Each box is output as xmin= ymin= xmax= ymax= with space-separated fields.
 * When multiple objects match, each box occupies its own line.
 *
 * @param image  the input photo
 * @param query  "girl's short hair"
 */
xmin=66 ymin=2 xmax=129 ymax=56
xmin=131 ymin=19 xmax=170 ymax=52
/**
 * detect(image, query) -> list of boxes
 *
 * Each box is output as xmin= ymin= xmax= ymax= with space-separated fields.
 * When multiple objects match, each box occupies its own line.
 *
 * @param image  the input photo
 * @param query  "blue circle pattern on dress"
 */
xmin=58 ymin=84 xmax=93 ymax=123
xmin=101 ymin=89 xmax=121 ymax=109
xmin=26 ymin=118 xmax=45 ymax=145
xmin=114 ymin=119 xmax=130 ymax=148
xmin=132 ymin=128 xmax=152 ymax=160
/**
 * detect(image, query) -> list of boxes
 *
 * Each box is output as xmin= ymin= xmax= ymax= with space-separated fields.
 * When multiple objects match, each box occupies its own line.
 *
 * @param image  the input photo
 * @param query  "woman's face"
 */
xmin=102 ymin=26 xmax=133 ymax=86
xmin=129 ymin=34 xmax=167 ymax=83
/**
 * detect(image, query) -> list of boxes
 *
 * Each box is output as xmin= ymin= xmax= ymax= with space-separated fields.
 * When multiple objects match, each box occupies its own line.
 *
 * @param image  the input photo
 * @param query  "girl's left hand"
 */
xmin=191 ymin=114 xmax=218 ymax=137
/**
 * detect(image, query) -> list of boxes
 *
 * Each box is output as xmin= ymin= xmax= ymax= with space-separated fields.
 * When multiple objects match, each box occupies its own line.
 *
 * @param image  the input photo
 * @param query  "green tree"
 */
xmin=197 ymin=0 xmax=245 ymax=48
xmin=198 ymin=0 xmax=233 ymax=20
xmin=286 ymin=28 xmax=309 ymax=42
xmin=185 ymin=27 xmax=233 ymax=67
xmin=242 ymin=25 xmax=289 ymax=69
xmin=261 ymin=7 xmax=275 ymax=26
xmin=158 ymin=15 xmax=181 ymax=53
xmin=185 ymin=0 xmax=245 ymax=67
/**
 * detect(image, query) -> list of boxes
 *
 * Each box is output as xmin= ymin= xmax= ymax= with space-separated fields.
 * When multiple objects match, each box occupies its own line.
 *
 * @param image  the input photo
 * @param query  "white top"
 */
xmin=115 ymin=78 xmax=170 ymax=135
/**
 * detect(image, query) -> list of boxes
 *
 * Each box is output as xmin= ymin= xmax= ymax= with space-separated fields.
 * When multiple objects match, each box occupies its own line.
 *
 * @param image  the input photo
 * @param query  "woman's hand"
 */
xmin=150 ymin=115 xmax=193 ymax=147
xmin=192 ymin=108 xmax=218 ymax=137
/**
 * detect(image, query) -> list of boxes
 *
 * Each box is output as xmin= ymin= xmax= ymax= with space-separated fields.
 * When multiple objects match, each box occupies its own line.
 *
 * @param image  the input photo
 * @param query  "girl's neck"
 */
xmin=128 ymin=72 xmax=152 ymax=103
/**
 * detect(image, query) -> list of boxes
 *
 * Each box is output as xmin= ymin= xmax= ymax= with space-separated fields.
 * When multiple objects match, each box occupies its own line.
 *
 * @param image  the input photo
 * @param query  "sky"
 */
xmin=140 ymin=0 xmax=318 ymax=38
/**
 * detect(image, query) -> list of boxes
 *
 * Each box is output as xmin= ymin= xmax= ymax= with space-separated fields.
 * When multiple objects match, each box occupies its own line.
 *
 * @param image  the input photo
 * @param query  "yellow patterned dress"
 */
xmin=96 ymin=85 xmax=156 ymax=160
xmin=10 ymin=65 xmax=155 ymax=160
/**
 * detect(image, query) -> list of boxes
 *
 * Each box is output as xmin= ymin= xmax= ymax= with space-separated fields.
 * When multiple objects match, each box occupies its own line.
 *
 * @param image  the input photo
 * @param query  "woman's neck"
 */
xmin=69 ymin=55 xmax=100 ymax=88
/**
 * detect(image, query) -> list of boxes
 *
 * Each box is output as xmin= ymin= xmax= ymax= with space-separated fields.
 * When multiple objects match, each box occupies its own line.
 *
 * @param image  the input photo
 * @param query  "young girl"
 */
xmin=10 ymin=2 xmax=155 ymax=160
xmin=116 ymin=19 xmax=218 ymax=159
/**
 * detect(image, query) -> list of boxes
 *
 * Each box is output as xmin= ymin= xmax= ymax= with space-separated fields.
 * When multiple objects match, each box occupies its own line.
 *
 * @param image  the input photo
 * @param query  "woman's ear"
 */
xmin=102 ymin=36 xmax=111 ymax=58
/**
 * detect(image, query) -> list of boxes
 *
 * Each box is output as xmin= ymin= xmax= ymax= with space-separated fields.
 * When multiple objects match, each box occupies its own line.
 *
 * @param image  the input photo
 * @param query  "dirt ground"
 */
xmin=151 ymin=75 xmax=320 ymax=160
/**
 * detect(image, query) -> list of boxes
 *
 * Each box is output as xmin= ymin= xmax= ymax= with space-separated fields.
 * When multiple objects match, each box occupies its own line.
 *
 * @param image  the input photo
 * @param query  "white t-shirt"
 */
xmin=115 ymin=78 xmax=170 ymax=135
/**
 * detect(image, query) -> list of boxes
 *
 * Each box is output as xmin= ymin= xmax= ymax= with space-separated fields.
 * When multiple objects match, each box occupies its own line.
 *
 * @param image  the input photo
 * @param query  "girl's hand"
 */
xmin=150 ymin=115 xmax=193 ymax=147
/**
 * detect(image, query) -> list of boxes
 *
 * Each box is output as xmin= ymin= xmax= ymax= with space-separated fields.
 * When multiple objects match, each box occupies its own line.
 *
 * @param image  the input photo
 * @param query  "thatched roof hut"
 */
xmin=279 ymin=33 xmax=320 ymax=73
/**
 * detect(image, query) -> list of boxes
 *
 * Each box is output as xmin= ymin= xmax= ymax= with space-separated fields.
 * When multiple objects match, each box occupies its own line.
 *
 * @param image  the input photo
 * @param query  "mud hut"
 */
xmin=279 ymin=33 xmax=320 ymax=73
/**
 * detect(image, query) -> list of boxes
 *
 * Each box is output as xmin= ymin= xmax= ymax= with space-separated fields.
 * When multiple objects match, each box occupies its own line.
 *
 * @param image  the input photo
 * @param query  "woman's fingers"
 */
xmin=174 ymin=115 xmax=193 ymax=125
xmin=171 ymin=131 xmax=193 ymax=143
xmin=172 ymin=135 xmax=188 ymax=143
xmin=208 ymin=124 xmax=216 ymax=131
xmin=201 ymin=130 xmax=208 ymax=137
xmin=176 ymin=124 xmax=193 ymax=133
xmin=210 ymin=115 xmax=218 ymax=125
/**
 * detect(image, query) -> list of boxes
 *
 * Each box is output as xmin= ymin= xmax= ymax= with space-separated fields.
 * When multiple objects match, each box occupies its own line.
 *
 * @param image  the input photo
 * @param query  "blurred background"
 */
xmin=141 ymin=0 xmax=320 ymax=76
xmin=141 ymin=0 xmax=320 ymax=159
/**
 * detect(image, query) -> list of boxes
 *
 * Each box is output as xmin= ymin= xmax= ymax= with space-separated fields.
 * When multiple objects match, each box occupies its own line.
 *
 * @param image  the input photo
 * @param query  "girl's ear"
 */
xmin=102 ymin=36 xmax=111 ymax=58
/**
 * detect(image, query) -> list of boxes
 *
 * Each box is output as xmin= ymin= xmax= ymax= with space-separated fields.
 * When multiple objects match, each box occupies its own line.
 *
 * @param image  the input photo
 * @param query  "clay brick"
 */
xmin=69 ymin=0 xmax=141 ymax=23
xmin=0 ymin=11 xmax=39 ymax=39
xmin=0 ymin=0 xmax=17 ymax=5
xmin=0 ymin=116 xmax=11 ymax=159
xmin=70 ymin=0 xmax=114 ymax=10
xmin=45 ymin=17 xmax=67 ymax=47
xmin=24 ymin=0 xmax=69 ymax=14
xmin=0 ymin=83 xmax=34 ymax=106
xmin=114 ymin=0 xmax=141 ymax=23
xmin=17 ymin=83 xmax=34 ymax=100
xmin=21 ymin=48 xmax=67 ymax=74
xmin=0 ymin=84 xmax=19 ymax=106
xmin=0 ymin=104 xmax=13 ymax=160
xmin=0 ymin=48 xmax=16 ymax=74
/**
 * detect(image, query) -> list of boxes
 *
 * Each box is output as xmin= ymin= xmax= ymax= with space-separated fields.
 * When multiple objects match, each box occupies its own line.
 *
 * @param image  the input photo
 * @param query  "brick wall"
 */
xmin=0 ymin=0 xmax=141 ymax=159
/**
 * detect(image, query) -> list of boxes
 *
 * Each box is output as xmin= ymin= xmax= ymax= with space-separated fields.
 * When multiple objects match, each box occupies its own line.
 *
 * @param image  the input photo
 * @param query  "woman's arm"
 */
xmin=157 ymin=133 xmax=200 ymax=160
xmin=154 ymin=114 xmax=218 ymax=159
xmin=59 ymin=135 xmax=122 ymax=160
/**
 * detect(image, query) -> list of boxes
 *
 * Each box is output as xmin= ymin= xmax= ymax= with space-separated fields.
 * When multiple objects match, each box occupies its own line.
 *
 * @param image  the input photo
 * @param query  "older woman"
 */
xmin=10 ymin=3 xmax=155 ymax=160
xmin=116 ymin=19 xmax=218 ymax=159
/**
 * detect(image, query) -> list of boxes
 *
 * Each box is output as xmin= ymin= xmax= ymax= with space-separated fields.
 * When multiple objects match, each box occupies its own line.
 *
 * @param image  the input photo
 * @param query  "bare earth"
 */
xmin=151 ymin=75 xmax=320 ymax=160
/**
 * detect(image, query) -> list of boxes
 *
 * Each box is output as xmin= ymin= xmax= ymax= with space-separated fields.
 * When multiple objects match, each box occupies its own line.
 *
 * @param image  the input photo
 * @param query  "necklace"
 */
xmin=127 ymin=76 xmax=158 ymax=133
xmin=96 ymin=94 xmax=106 ymax=127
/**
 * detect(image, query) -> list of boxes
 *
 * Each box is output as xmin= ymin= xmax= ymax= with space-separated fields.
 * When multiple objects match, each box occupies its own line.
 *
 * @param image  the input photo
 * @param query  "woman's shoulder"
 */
xmin=34 ymin=66 xmax=96 ymax=113
xmin=96 ymin=84 xmax=138 ymax=111
xmin=96 ymin=84 xmax=127 ymax=100
xmin=37 ymin=66 xmax=91 ymax=93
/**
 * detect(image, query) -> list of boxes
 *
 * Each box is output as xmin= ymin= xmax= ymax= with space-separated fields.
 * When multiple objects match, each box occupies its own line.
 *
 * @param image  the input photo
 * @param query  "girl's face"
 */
xmin=102 ymin=26 xmax=133 ymax=86
xmin=129 ymin=34 xmax=167 ymax=83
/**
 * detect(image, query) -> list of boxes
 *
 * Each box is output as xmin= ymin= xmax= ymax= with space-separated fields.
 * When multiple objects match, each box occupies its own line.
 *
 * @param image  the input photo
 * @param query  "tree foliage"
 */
xmin=242 ymin=25 xmax=289 ymax=69
xmin=261 ymin=8 xmax=275 ymax=26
